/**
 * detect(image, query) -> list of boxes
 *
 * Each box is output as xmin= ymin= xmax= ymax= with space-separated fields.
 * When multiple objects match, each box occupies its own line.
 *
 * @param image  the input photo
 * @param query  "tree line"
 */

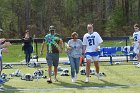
xmin=0 ymin=0 xmax=140 ymax=38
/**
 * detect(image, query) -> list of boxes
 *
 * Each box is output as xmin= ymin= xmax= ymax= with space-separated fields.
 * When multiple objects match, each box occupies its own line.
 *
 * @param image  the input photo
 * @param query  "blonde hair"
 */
xmin=134 ymin=24 xmax=139 ymax=28
xmin=71 ymin=32 xmax=78 ymax=38
xmin=87 ymin=24 xmax=93 ymax=28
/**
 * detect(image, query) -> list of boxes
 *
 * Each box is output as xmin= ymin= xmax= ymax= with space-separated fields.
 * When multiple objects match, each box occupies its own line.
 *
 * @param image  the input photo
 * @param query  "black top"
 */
xmin=22 ymin=37 xmax=33 ymax=53
xmin=22 ymin=37 xmax=32 ymax=46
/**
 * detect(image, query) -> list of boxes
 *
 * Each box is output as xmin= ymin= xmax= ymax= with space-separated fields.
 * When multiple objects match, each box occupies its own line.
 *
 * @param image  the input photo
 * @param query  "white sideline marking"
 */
xmin=2 ymin=84 xmax=140 ymax=91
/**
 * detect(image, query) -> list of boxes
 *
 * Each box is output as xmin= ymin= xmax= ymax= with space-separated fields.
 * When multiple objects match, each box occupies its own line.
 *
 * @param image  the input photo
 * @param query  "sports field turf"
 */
xmin=1 ymin=62 xmax=140 ymax=93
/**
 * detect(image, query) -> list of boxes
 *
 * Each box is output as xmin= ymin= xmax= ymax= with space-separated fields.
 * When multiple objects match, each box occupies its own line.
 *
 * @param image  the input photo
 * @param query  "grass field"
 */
xmin=2 ymin=43 xmax=67 ymax=62
xmin=1 ymin=40 xmax=140 ymax=93
xmin=1 ymin=62 xmax=140 ymax=93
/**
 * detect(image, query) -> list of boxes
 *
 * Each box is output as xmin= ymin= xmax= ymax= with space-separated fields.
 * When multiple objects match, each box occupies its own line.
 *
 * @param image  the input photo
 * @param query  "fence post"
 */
xmin=36 ymin=41 xmax=38 ymax=62
xmin=126 ymin=39 xmax=128 ymax=62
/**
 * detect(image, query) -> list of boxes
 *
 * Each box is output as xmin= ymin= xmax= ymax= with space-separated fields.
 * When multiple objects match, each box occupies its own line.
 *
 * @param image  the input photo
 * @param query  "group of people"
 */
xmin=0 ymin=23 xmax=140 ymax=84
xmin=66 ymin=24 xmax=103 ymax=83
xmin=39 ymin=24 xmax=103 ymax=83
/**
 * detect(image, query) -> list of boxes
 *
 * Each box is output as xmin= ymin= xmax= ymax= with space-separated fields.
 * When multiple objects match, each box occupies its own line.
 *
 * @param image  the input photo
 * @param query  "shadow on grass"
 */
xmin=53 ymin=79 xmax=129 ymax=89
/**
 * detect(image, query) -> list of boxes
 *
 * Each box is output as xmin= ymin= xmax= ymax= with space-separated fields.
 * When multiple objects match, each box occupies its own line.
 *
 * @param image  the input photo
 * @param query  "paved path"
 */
xmin=3 ymin=56 xmax=135 ymax=65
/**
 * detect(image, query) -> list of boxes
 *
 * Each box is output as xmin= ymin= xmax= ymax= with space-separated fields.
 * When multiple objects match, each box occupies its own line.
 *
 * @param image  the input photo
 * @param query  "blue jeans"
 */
xmin=25 ymin=50 xmax=31 ymax=64
xmin=69 ymin=56 xmax=80 ymax=78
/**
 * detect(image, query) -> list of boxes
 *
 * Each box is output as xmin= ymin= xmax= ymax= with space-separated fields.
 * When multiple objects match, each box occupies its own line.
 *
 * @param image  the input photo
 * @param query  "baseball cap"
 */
xmin=49 ymin=25 xmax=56 ymax=31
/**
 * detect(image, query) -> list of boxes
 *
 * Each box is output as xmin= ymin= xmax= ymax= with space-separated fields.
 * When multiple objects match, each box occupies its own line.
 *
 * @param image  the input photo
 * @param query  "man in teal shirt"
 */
xmin=40 ymin=25 xmax=63 ymax=83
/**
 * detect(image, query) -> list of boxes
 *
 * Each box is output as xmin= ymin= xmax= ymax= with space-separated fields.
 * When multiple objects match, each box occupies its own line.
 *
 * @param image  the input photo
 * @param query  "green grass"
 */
xmin=1 ymin=40 xmax=139 ymax=93
xmin=1 ymin=63 xmax=140 ymax=93
xmin=2 ymin=43 xmax=67 ymax=62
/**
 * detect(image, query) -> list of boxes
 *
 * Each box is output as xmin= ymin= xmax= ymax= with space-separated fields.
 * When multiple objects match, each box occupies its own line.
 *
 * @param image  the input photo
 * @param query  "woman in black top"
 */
xmin=22 ymin=30 xmax=33 ymax=65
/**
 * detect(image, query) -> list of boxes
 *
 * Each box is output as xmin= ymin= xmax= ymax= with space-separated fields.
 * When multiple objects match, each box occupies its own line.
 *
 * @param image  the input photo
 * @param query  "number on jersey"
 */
xmin=88 ymin=39 xmax=95 ymax=46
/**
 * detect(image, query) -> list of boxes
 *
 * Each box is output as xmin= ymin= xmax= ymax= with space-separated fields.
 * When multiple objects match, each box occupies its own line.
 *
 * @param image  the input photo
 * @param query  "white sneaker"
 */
xmin=85 ymin=77 xmax=89 ymax=83
xmin=72 ymin=78 xmax=75 ymax=83
xmin=136 ymin=63 xmax=140 ymax=68
xmin=96 ymin=73 xmax=102 ymax=80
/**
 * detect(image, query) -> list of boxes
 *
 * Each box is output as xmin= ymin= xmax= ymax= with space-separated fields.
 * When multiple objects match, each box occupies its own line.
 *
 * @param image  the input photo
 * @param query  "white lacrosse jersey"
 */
xmin=133 ymin=31 xmax=140 ymax=48
xmin=83 ymin=32 xmax=103 ymax=52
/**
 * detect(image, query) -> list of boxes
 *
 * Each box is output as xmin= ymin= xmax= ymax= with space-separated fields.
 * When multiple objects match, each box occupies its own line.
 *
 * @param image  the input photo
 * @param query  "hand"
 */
xmin=95 ymin=47 xmax=99 ymax=51
xmin=82 ymin=53 xmax=85 ymax=58
xmin=67 ymin=47 xmax=72 ymax=50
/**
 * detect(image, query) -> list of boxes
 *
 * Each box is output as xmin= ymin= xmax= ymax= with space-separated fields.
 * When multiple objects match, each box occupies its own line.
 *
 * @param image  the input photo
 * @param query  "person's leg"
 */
xmin=0 ymin=57 xmax=2 ymax=77
xmin=86 ymin=59 xmax=91 ymax=77
xmin=93 ymin=56 xmax=101 ymax=79
xmin=25 ymin=50 xmax=30 ymax=64
xmin=69 ymin=57 xmax=75 ymax=78
xmin=28 ymin=53 xmax=31 ymax=63
xmin=75 ymin=58 xmax=80 ymax=74
xmin=53 ymin=53 xmax=59 ymax=81
xmin=25 ymin=52 xmax=28 ymax=63
xmin=94 ymin=61 xmax=99 ymax=74
xmin=85 ymin=55 xmax=92 ymax=82
xmin=48 ymin=65 xmax=52 ymax=80
xmin=46 ymin=53 xmax=53 ymax=83
xmin=54 ymin=66 xmax=57 ymax=79
xmin=136 ymin=53 xmax=140 ymax=67
xmin=75 ymin=57 xmax=80 ymax=81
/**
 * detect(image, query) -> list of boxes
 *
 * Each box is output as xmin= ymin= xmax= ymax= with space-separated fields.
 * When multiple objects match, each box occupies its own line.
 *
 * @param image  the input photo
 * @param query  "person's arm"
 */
xmin=58 ymin=39 xmax=64 ymax=53
xmin=82 ymin=34 xmax=87 ymax=55
xmin=95 ymin=43 xmax=102 ymax=51
xmin=82 ymin=45 xmax=86 ymax=55
xmin=95 ymin=32 xmax=103 ymax=51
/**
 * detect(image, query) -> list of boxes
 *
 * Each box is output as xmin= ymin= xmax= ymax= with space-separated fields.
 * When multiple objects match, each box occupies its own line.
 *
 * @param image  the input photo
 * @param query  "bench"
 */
xmin=99 ymin=46 xmax=136 ymax=65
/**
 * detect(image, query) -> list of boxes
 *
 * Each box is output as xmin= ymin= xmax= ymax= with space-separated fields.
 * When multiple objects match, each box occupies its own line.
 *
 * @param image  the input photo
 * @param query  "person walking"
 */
xmin=82 ymin=24 xmax=103 ymax=82
xmin=40 ymin=25 xmax=63 ymax=83
xmin=67 ymin=32 xmax=82 ymax=82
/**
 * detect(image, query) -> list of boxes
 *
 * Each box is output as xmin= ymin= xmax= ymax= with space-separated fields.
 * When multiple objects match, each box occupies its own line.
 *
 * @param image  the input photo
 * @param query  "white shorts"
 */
xmin=133 ymin=48 xmax=140 ymax=54
xmin=133 ymin=43 xmax=140 ymax=54
xmin=86 ymin=55 xmax=100 ymax=62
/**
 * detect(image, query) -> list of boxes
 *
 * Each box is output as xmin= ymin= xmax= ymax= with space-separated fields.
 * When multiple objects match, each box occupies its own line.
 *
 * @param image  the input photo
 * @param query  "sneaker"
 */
xmin=0 ymin=88 xmax=4 ymax=92
xmin=72 ymin=78 xmax=75 ymax=83
xmin=95 ymin=73 xmax=102 ymax=80
xmin=85 ymin=77 xmax=89 ymax=83
xmin=136 ymin=63 xmax=140 ymax=68
xmin=47 ymin=79 xmax=52 ymax=83
xmin=133 ymin=62 xmax=138 ymax=65
xmin=54 ymin=78 xmax=58 ymax=82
